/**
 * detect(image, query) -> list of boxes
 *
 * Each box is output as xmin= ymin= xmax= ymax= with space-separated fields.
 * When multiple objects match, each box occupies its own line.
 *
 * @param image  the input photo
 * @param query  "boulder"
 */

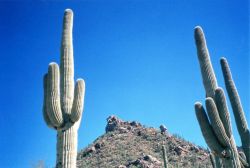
xmin=105 ymin=115 xmax=123 ymax=132
xmin=159 ymin=125 xmax=167 ymax=134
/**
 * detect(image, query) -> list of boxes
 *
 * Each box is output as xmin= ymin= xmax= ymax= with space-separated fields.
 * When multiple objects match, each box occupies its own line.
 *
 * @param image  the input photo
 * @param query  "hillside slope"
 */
xmin=77 ymin=116 xmax=212 ymax=168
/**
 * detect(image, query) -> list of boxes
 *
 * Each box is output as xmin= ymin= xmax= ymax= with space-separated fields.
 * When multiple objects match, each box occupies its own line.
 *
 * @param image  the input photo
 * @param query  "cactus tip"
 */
xmin=77 ymin=78 xmax=85 ymax=85
xmin=205 ymin=97 xmax=214 ymax=102
xmin=65 ymin=8 xmax=73 ymax=13
xmin=64 ymin=9 xmax=73 ymax=18
xmin=194 ymin=25 xmax=202 ymax=30
xmin=215 ymin=87 xmax=223 ymax=93
xmin=220 ymin=57 xmax=227 ymax=64
xmin=48 ymin=62 xmax=59 ymax=72
xmin=195 ymin=101 xmax=202 ymax=106
xmin=49 ymin=62 xmax=57 ymax=66
xmin=194 ymin=26 xmax=205 ymax=44
xmin=195 ymin=102 xmax=203 ymax=110
xmin=76 ymin=78 xmax=83 ymax=82
xmin=63 ymin=9 xmax=73 ymax=21
xmin=194 ymin=26 xmax=203 ymax=34
xmin=205 ymin=97 xmax=215 ymax=108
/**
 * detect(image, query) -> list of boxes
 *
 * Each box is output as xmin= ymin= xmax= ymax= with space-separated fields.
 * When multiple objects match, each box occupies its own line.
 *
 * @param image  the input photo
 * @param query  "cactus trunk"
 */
xmin=56 ymin=126 xmax=78 ymax=168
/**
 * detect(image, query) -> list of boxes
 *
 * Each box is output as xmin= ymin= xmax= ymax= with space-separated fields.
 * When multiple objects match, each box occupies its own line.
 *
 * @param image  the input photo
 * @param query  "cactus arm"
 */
xmin=60 ymin=9 xmax=74 ymax=115
xmin=43 ymin=73 xmax=54 ymax=128
xmin=47 ymin=63 xmax=64 ymax=127
xmin=205 ymin=97 xmax=230 ymax=147
xmin=194 ymin=26 xmax=218 ymax=98
xmin=195 ymin=102 xmax=224 ymax=155
xmin=214 ymin=88 xmax=232 ymax=138
xmin=220 ymin=57 xmax=248 ymax=133
xmin=220 ymin=57 xmax=250 ymax=165
xmin=70 ymin=79 xmax=85 ymax=122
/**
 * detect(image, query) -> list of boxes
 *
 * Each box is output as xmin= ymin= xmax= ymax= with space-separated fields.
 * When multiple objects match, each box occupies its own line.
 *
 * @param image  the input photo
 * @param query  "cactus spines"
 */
xmin=43 ymin=9 xmax=85 ymax=168
xmin=162 ymin=145 xmax=168 ymax=168
xmin=194 ymin=26 xmax=249 ymax=167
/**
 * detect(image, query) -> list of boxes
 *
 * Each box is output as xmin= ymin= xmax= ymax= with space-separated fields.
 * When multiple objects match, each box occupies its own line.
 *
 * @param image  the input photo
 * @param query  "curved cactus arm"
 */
xmin=195 ymin=102 xmax=224 ymax=155
xmin=47 ymin=63 xmax=64 ymax=127
xmin=205 ymin=97 xmax=230 ymax=147
xmin=70 ymin=79 xmax=85 ymax=122
xmin=60 ymin=9 xmax=74 ymax=115
xmin=194 ymin=26 xmax=218 ymax=98
xmin=214 ymin=88 xmax=232 ymax=138
xmin=220 ymin=57 xmax=250 ymax=165
xmin=43 ymin=73 xmax=54 ymax=128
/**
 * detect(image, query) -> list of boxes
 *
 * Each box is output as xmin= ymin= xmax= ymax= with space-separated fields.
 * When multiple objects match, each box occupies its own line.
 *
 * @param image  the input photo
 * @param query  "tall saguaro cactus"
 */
xmin=43 ymin=9 xmax=85 ymax=168
xmin=194 ymin=26 xmax=249 ymax=168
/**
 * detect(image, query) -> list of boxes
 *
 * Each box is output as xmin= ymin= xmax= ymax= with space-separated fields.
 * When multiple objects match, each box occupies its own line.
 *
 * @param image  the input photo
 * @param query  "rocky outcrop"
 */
xmin=126 ymin=154 xmax=162 ymax=168
xmin=105 ymin=115 xmax=142 ymax=133
xmin=118 ymin=154 xmax=162 ymax=168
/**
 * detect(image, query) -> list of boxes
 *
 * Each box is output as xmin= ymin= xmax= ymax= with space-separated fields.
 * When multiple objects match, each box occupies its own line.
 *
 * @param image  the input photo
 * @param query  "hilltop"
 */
xmin=77 ymin=116 xmax=212 ymax=168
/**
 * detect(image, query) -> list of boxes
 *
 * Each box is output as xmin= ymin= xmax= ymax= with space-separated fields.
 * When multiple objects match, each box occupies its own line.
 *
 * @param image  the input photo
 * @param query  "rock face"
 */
xmin=77 ymin=116 xmax=212 ymax=168
xmin=105 ymin=115 xmax=142 ymax=133
xmin=105 ymin=115 xmax=124 ymax=132
xmin=125 ymin=154 xmax=162 ymax=168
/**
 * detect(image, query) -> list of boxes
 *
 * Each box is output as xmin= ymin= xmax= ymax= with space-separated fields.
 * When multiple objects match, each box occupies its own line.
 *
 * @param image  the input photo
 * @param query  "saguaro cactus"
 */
xmin=162 ymin=145 xmax=169 ymax=168
xmin=43 ymin=9 xmax=85 ymax=168
xmin=194 ymin=26 xmax=249 ymax=167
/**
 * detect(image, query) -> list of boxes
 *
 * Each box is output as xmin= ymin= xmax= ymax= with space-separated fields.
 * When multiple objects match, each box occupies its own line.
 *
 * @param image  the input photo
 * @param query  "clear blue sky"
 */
xmin=0 ymin=0 xmax=249 ymax=167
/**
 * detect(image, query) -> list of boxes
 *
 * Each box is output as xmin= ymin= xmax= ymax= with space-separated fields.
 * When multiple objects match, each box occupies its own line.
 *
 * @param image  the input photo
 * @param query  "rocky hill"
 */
xmin=77 ymin=116 xmax=212 ymax=168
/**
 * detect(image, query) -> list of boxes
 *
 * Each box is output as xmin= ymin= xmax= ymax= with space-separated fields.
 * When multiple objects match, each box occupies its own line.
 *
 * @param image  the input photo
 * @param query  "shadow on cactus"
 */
xmin=194 ymin=26 xmax=250 ymax=168
xmin=43 ymin=9 xmax=85 ymax=168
